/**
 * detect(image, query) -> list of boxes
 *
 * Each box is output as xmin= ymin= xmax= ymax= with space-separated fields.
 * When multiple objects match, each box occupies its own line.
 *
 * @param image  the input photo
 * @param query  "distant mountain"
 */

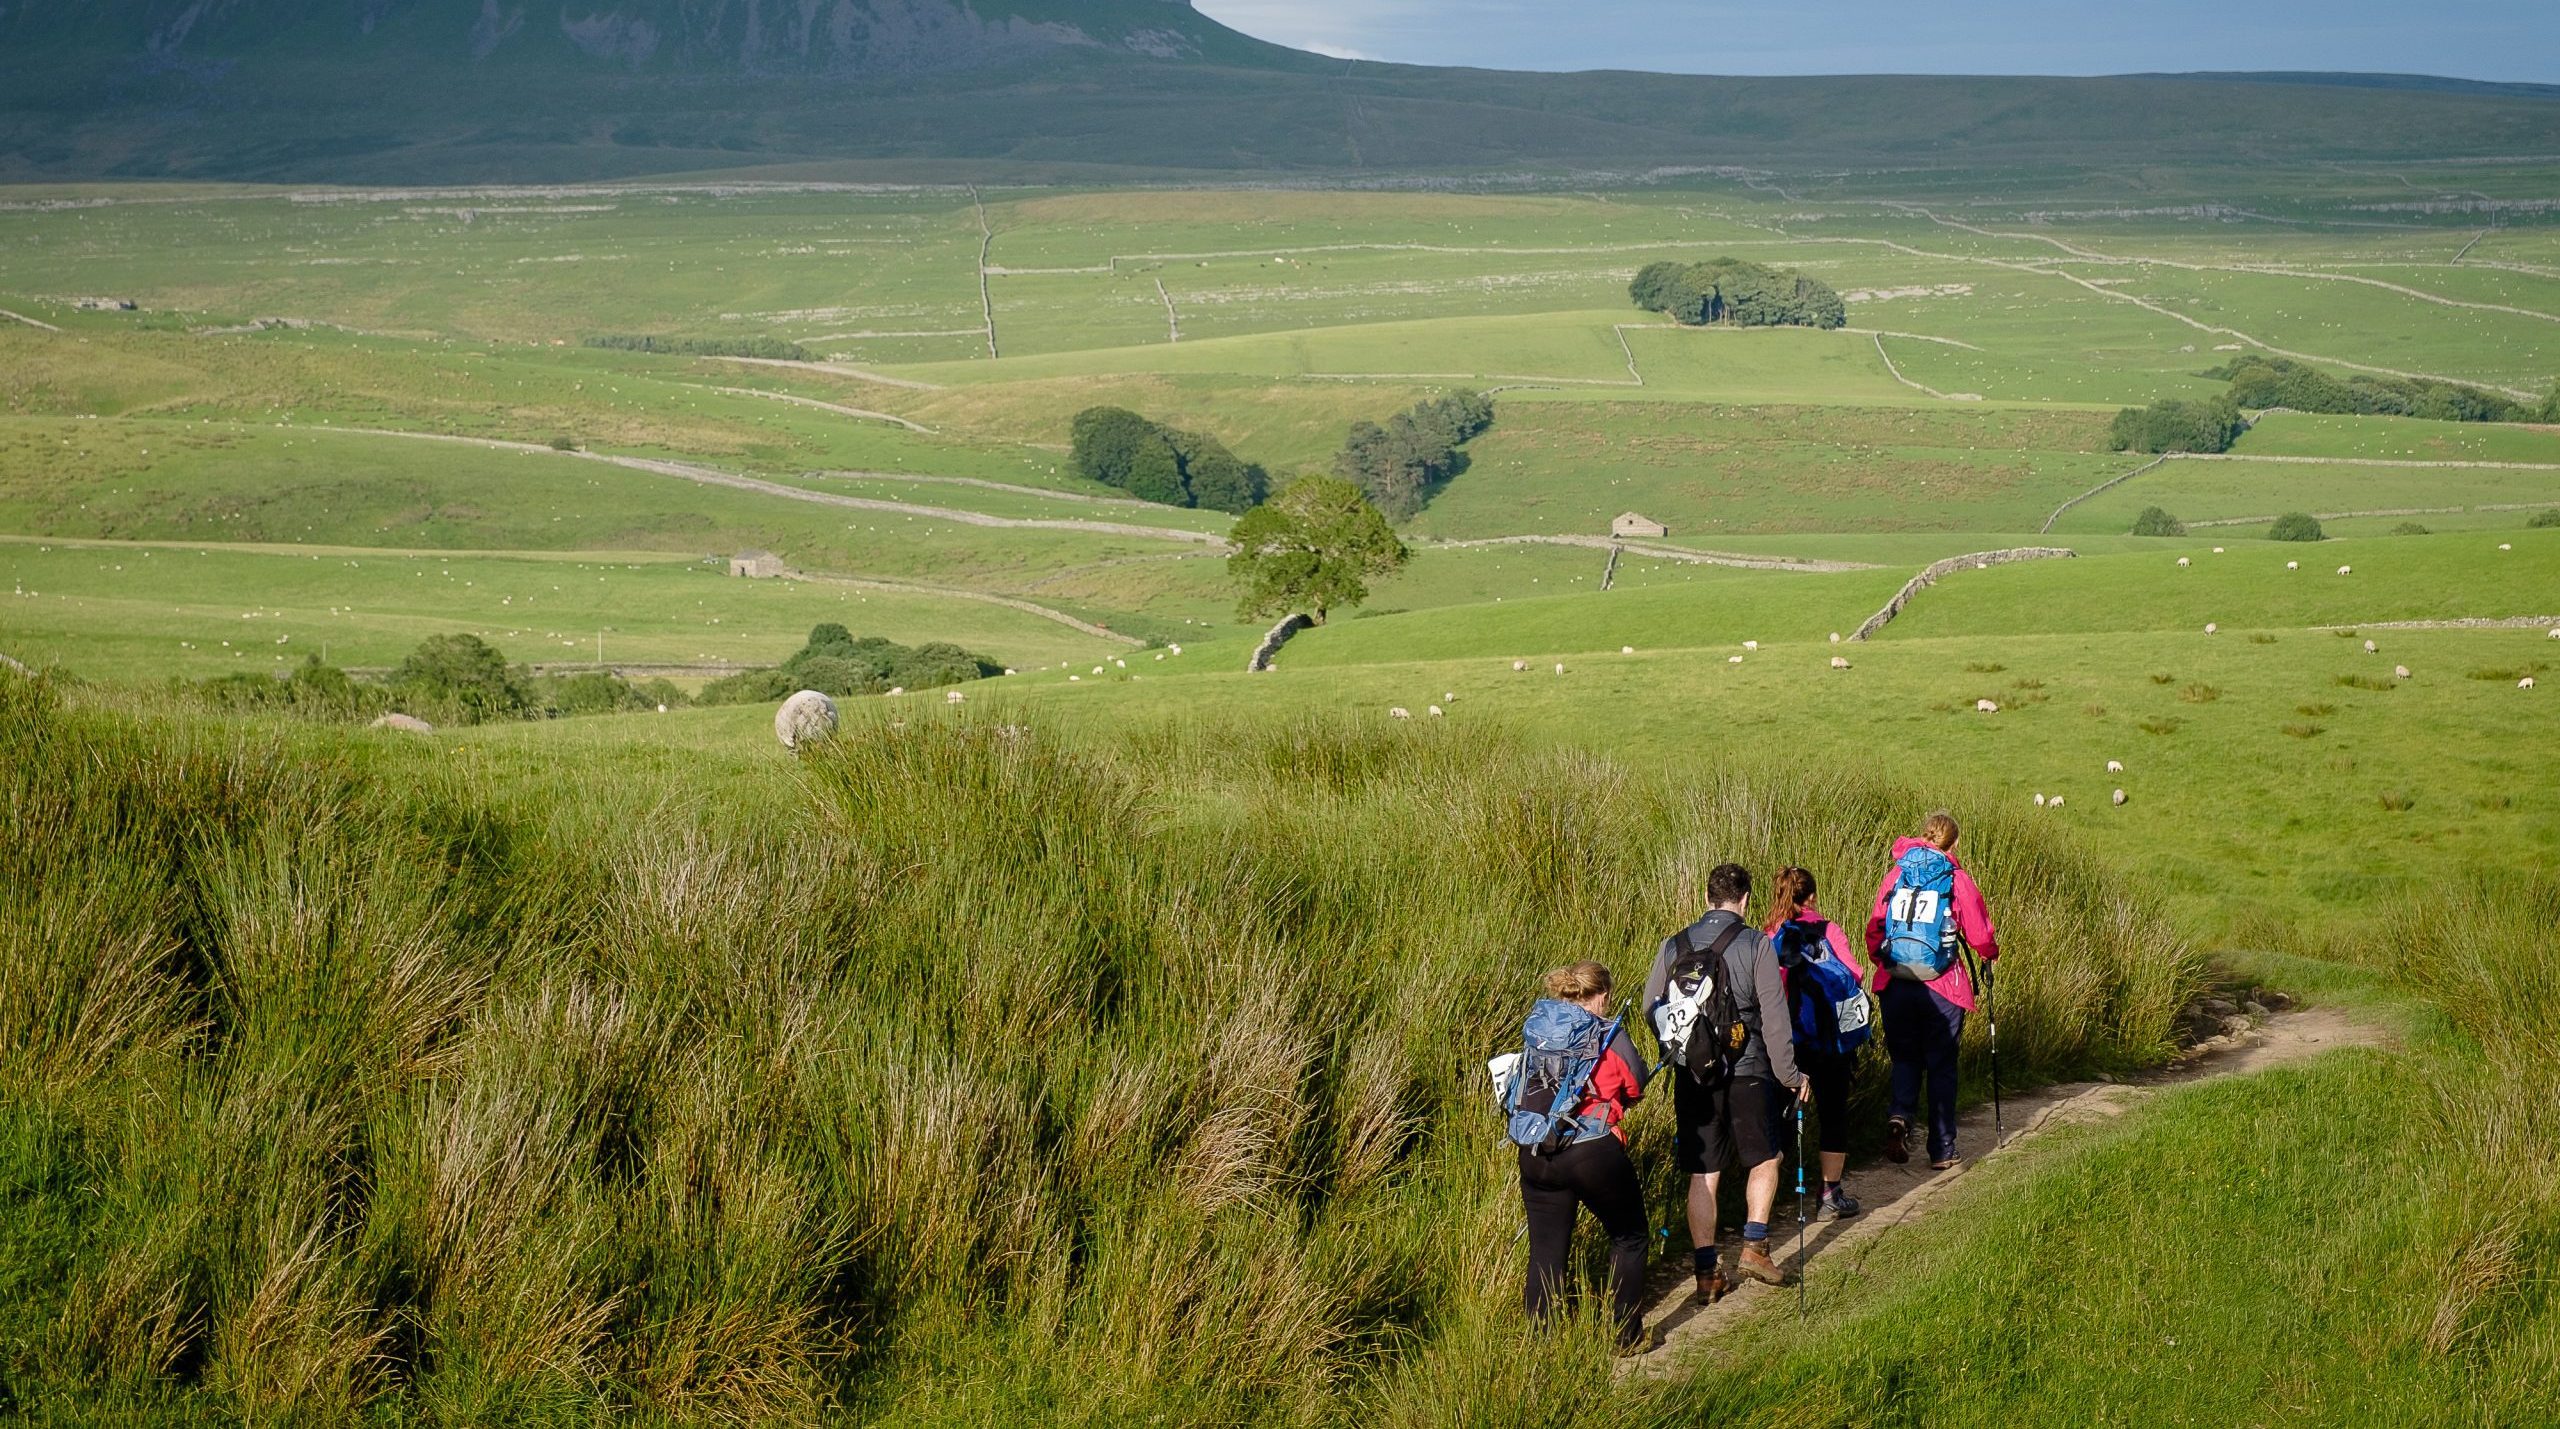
xmin=3 ymin=0 xmax=2557 ymax=182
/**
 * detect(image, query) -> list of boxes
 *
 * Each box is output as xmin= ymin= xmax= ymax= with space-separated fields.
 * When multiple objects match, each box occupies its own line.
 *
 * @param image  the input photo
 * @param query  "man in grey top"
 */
xmin=1642 ymin=862 xmax=1809 ymax=1301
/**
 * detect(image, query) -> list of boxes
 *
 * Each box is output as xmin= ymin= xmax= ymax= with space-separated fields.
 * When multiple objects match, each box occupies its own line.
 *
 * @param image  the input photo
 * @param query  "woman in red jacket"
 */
xmin=1516 ymin=960 xmax=1652 ymax=1351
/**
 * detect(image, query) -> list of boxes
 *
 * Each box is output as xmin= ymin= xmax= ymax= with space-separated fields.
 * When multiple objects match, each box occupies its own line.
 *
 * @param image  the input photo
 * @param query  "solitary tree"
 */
xmin=2267 ymin=511 xmax=2327 ymax=542
xmin=2130 ymin=506 xmax=2187 ymax=537
xmin=1227 ymin=476 xmax=1408 ymax=625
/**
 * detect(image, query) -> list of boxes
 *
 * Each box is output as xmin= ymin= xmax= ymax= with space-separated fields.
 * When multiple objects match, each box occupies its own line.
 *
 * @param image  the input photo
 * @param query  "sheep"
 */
xmin=1427 ymin=705 xmax=1445 ymax=717
xmin=1830 ymin=632 xmax=1842 ymax=644
xmin=1728 ymin=655 xmax=1745 ymax=665
xmin=773 ymin=691 xmax=836 ymax=751
xmin=1114 ymin=658 xmax=1126 ymax=668
xmin=2337 ymin=565 xmax=2353 ymax=576
xmin=947 ymin=690 xmax=966 ymax=704
xmin=2525 ymin=678 xmax=2539 ymax=690
xmin=2212 ymin=547 xmax=2226 ymax=554
xmin=886 ymin=686 xmax=905 ymax=697
xmin=1554 ymin=662 xmax=1566 ymax=676
xmin=1154 ymin=653 xmax=1165 ymax=661
xmin=1444 ymin=691 xmax=1457 ymax=703
xmin=2033 ymin=793 xmax=2047 ymax=807
xmin=1069 ymin=675 xmax=1082 ymax=682
xmin=2048 ymin=796 xmax=2065 ymax=809
xmin=372 ymin=712 xmax=435 ymax=735
xmin=2394 ymin=665 xmax=2411 ymax=680
xmin=2499 ymin=543 xmax=2513 ymax=551
xmin=2286 ymin=561 xmax=2299 ymax=571
xmin=1622 ymin=645 xmax=1635 ymax=654
xmin=1093 ymin=665 xmax=1106 ymax=674
xmin=2177 ymin=557 xmax=2191 ymax=567
xmin=1003 ymin=668 xmax=1017 ymax=677
xmin=1976 ymin=699 xmax=2000 ymax=713
xmin=1513 ymin=659 xmax=1529 ymax=672
xmin=1743 ymin=640 xmax=1759 ymax=651
xmin=2107 ymin=760 xmax=2125 ymax=774
xmin=656 ymin=703 xmax=667 ymax=714
xmin=2204 ymin=622 xmax=2218 ymax=634
xmin=2363 ymin=640 xmax=2378 ymax=653
xmin=2550 ymin=629 xmax=2560 ymax=640
xmin=2113 ymin=789 xmax=2128 ymax=806
xmin=1169 ymin=644 xmax=1183 ymax=655
xmin=1389 ymin=707 xmax=1411 ymax=719
xmin=1830 ymin=656 xmax=1851 ymax=670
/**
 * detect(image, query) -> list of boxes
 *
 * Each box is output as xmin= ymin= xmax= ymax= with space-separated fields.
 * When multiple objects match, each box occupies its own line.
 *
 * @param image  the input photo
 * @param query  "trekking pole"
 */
xmin=1978 ymin=953 xmax=2003 ymax=1141
xmin=1794 ymin=1100 xmax=1808 ymax=1321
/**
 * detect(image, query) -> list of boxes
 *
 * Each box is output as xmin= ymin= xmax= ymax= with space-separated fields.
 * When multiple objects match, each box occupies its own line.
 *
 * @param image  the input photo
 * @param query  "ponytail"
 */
xmin=1764 ymin=865 xmax=1816 ymax=933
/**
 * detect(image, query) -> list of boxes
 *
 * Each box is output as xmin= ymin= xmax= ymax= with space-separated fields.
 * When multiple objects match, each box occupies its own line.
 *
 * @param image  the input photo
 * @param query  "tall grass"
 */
xmin=0 ymin=679 xmax=2202 ymax=1421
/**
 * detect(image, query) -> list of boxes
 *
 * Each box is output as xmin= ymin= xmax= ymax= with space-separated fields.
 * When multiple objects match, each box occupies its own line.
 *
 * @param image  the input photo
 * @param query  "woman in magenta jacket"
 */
xmin=1765 ymin=866 xmax=1874 ymax=1217
xmin=1863 ymin=811 xmax=1999 ymax=1170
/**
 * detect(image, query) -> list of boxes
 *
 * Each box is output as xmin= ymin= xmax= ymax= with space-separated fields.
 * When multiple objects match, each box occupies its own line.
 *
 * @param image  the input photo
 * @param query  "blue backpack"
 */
xmin=1772 ymin=918 xmax=1874 ymax=1057
xmin=1881 ymin=846 xmax=1962 ymax=983
xmin=1502 ymin=999 xmax=1617 ymax=1155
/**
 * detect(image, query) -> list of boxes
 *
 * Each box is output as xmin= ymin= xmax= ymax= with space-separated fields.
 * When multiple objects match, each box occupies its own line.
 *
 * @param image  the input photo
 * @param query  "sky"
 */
xmin=1192 ymin=1 xmax=2560 ymax=85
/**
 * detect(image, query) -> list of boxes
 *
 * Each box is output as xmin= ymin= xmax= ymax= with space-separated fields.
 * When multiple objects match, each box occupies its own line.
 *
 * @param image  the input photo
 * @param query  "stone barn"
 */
xmin=729 ymin=549 xmax=785 ymax=578
xmin=1611 ymin=512 xmax=1668 ymax=540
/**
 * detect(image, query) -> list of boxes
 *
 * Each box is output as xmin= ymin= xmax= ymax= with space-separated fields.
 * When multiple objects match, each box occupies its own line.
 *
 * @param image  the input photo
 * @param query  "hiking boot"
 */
xmin=1693 ymin=1269 xmax=1733 ymax=1304
xmin=1884 ymin=1118 xmax=1911 ymax=1164
xmin=1816 ymin=1186 xmax=1862 ymax=1219
xmin=1735 ymin=1244 xmax=1789 ymax=1287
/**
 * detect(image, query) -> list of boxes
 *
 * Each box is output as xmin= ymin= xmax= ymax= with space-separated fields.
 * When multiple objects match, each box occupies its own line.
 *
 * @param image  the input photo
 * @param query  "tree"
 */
xmin=2130 ymin=506 xmax=2186 ymax=537
xmin=1628 ymin=258 xmax=1844 ymax=329
xmin=392 ymin=633 xmax=530 ymax=723
xmin=1331 ymin=391 xmax=1495 ymax=521
xmin=1071 ymin=406 xmax=1157 ymax=489
xmin=2268 ymin=512 xmax=2326 ymax=542
xmin=1174 ymin=434 xmax=1268 ymax=514
xmin=1227 ymin=476 xmax=1408 ymax=625
xmin=2108 ymin=396 xmax=2245 ymax=454
xmin=2530 ymin=508 xmax=2560 ymax=529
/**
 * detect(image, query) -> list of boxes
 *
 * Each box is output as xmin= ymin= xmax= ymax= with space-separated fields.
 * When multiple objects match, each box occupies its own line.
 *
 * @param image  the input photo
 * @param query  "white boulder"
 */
xmin=773 ymin=690 xmax=837 ymax=751
xmin=371 ymin=712 xmax=434 ymax=735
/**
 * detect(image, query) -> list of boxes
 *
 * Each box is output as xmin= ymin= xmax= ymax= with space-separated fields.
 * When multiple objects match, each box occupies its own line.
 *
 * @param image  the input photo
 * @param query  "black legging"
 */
xmin=1802 ymin=1048 xmax=1855 ymax=1156
xmin=1519 ymin=1135 xmax=1650 ymax=1344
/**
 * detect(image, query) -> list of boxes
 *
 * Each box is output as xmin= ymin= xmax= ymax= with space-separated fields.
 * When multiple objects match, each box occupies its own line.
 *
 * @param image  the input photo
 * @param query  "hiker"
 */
xmin=1503 ymin=961 xmax=1653 ymax=1350
xmin=1765 ymin=865 xmax=1875 ymax=1219
xmin=1643 ymin=863 xmax=1808 ymax=1302
xmin=1865 ymin=811 xmax=2000 ymax=1171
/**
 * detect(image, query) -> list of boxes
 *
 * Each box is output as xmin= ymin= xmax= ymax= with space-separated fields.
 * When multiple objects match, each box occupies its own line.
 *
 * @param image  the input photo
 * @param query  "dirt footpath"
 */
xmin=1622 ymin=1005 xmax=2393 ymax=1375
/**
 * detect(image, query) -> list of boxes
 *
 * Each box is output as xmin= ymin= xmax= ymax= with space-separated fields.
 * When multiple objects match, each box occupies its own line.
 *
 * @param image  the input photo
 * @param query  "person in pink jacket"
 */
xmin=1864 ymin=811 xmax=1999 ymax=1170
xmin=1765 ymin=866 xmax=1875 ymax=1217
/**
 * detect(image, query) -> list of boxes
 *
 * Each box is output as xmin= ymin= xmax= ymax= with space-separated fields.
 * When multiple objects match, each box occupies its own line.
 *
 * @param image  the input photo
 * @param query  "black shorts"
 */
xmin=1672 ymin=1070 xmax=1789 ymax=1175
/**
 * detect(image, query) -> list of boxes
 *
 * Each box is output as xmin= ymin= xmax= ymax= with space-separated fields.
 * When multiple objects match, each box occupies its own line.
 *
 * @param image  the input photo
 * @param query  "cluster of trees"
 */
xmin=1226 ymin=476 xmax=1408 ymax=625
xmin=184 ymin=636 xmax=686 ymax=726
xmin=583 ymin=334 xmax=813 ymax=361
xmin=1331 ymin=391 xmax=1495 ymax=520
xmin=2130 ymin=506 xmax=2188 ymax=537
xmin=1630 ymin=258 xmax=1846 ymax=329
xmin=1069 ymin=408 xmax=1267 ymax=513
xmin=2212 ymin=355 xmax=2555 ymax=424
xmin=2108 ymin=396 xmax=2247 ymax=454
xmin=2269 ymin=512 xmax=2327 ymax=542
xmin=697 ymin=624 xmax=999 ymax=704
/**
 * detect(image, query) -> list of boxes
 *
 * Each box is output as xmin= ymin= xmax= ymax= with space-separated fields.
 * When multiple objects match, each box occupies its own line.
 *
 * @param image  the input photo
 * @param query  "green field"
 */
xmin=5 ymin=160 xmax=2560 ymax=1424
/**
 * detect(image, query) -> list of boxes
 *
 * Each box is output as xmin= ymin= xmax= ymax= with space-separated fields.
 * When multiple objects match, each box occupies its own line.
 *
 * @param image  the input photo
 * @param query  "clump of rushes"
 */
xmin=0 ymin=677 xmax=2205 ymax=1422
